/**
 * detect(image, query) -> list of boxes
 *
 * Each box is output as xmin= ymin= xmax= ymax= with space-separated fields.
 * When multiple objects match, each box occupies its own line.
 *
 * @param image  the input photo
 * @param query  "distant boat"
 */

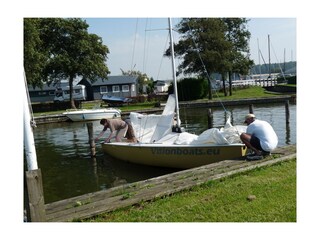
xmin=101 ymin=18 xmax=247 ymax=169
xmin=101 ymin=95 xmax=133 ymax=106
xmin=63 ymin=108 xmax=121 ymax=122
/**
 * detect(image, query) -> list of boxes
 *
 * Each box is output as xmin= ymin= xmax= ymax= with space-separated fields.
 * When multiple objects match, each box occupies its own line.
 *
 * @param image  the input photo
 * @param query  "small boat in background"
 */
xmin=63 ymin=108 xmax=121 ymax=122
xmin=101 ymin=94 xmax=133 ymax=106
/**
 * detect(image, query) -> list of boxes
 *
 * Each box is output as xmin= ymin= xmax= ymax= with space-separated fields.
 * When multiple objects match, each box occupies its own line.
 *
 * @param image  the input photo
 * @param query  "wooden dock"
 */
xmin=44 ymin=144 xmax=296 ymax=222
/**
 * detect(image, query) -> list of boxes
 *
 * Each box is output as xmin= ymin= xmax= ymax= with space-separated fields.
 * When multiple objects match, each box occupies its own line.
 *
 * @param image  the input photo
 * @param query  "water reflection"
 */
xmin=33 ymin=103 xmax=296 ymax=203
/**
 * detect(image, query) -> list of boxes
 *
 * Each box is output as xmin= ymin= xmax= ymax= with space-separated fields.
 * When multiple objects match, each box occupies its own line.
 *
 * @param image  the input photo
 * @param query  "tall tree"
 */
xmin=166 ymin=18 xmax=253 ymax=99
xmin=166 ymin=18 xmax=232 ymax=99
xmin=24 ymin=18 xmax=48 ymax=88
xmin=24 ymin=18 xmax=110 ymax=108
xmin=223 ymin=18 xmax=254 ymax=96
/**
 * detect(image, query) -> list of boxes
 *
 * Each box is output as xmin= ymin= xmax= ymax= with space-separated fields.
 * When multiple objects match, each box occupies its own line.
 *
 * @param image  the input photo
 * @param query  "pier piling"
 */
xmin=285 ymin=100 xmax=290 ymax=124
xmin=249 ymin=104 xmax=254 ymax=114
xmin=86 ymin=122 xmax=96 ymax=157
xmin=207 ymin=109 xmax=213 ymax=129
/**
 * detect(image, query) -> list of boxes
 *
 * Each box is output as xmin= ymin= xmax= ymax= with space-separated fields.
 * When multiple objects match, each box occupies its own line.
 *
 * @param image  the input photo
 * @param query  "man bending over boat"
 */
xmin=95 ymin=118 xmax=128 ymax=143
xmin=240 ymin=114 xmax=278 ymax=160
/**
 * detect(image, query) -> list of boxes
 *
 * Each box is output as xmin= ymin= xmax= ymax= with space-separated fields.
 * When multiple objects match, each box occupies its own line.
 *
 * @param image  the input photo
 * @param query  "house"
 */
xmin=80 ymin=75 xmax=139 ymax=101
xmin=28 ymin=75 xmax=139 ymax=103
xmin=28 ymin=81 xmax=81 ymax=103
xmin=154 ymin=80 xmax=172 ymax=93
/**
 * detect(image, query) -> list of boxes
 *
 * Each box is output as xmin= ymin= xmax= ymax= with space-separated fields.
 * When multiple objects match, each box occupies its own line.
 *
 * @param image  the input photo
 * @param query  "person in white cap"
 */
xmin=240 ymin=113 xmax=278 ymax=160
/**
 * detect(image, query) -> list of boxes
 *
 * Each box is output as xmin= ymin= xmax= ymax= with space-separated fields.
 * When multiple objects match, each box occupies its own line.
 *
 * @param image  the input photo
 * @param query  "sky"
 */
xmin=84 ymin=18 xmax=296 ymax=80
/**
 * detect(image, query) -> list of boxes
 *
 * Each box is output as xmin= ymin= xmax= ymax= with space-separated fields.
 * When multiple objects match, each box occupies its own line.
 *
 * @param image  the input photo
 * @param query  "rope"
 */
xmin=186 ymin=21 xmax=229 ymax=115
xmin=130 ymin=18 xmax=139 ymax=71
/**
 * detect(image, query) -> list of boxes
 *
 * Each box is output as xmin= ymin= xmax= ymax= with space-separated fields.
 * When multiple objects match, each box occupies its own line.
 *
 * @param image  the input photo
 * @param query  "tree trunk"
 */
xmin=69 ymin=76 xmax=77 ymax=109
xmin=222 ymin=74 xmax=227 ymax=96
xmin=228 ymin=71 xmax=233 ymax=96
xmin=207 ymin=78 xmax=212 ymax=100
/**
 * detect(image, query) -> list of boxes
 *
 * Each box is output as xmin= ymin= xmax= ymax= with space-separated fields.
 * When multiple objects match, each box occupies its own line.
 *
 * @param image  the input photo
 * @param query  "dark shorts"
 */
xmin=250 ymin=135 xmax=263 ymax=151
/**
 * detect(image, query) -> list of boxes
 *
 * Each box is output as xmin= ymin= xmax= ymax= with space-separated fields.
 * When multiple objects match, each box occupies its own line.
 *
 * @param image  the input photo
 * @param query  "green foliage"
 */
xmin=169 ymin=77 xmax=208 ymax=101
xmin=277 ymin=75 xmax=296 ymax=85
xmin=166 ymin=18 xmax=253 ymax=99
xmin=24 ymin=18 xmax=110 ymax=108
xmin=24 ymin=18 xmax=48 ymax=88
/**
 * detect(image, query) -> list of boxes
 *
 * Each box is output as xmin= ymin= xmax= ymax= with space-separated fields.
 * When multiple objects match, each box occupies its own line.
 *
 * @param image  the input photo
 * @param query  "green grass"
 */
xmin=82 ymin=159 xmax=296 ymax=222
xmin=211 ymin=86 xmax=280 ymax=100
xmin=34 ymin=86 xmax=286 ymax=116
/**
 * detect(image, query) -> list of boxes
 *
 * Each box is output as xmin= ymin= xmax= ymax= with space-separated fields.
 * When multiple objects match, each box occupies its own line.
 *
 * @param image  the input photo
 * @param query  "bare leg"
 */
xmin=240 ymin=133 xmax=261 ymax=155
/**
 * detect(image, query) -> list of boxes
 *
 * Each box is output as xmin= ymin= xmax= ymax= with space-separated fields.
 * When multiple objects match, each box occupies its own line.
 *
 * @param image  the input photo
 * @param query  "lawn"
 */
xmin=83 ymin=159 xmax=296 ymax=222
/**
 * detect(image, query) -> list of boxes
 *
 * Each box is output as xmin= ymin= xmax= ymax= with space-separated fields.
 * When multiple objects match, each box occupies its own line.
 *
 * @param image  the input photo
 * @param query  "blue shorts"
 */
xmin=250 ymin=135 xmax=263 ymax=151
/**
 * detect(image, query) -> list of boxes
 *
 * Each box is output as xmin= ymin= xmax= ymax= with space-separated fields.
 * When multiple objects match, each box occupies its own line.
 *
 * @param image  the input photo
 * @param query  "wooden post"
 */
xmin=207 ymin=109 xmax=213 ymax=129
xmin=26 ymin=169 xmax=46 ymax=222
xmin=249 ymin=104 xmax=254 ymax=114
xmin=285 ymin=100 xmax=290 ymax=124
xmin=86 ymin=122 xmax=96 ymax=157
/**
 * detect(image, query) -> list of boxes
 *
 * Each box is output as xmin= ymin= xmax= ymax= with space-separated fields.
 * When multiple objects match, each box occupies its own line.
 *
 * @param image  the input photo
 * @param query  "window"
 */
xmin=131 ymin=84 xmax=135 ymax=92
xmin=112 ymin=85 xmax=120 ymax=93
xmin=100 ymin=86 xmax=108 ymax=93
xmin=122 ymin=85 xmax=129 ymax=92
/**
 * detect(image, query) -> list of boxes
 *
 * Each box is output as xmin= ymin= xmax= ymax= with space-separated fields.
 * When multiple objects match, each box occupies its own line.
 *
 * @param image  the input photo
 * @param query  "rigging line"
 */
xmin=156 ymin=32 xmax=170 ymax=81
xmin=131 ymin=18 xmax=139 ymax=71
xmin=186 ymin=21 xmax=228 ymax=114
xmin=271 ymin=43 xmax=286 ymax=81
xmin=143 ymin=18 xmax=150 ymax=74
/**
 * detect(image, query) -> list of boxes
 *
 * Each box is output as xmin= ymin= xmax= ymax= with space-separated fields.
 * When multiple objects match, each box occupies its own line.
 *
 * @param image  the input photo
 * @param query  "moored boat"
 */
xmin=101 ymin=18 xmax=247 ymax=169
xmin=63 ymin=108 xmax=121 ymax=122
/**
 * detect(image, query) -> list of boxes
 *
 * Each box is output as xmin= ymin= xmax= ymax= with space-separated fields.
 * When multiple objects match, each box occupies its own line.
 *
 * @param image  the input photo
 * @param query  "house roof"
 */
xmin=90 ymin=75 xmax=138 ymax=86
xmin=28 ymin=75 xmax=139 ymax=91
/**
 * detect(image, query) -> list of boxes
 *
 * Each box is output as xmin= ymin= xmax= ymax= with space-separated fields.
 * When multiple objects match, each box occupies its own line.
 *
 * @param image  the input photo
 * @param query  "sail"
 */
xmin=150 ymin=94 xmax=175 ymax=142
xmin=129 ymin=94 xmax=176 ymax=143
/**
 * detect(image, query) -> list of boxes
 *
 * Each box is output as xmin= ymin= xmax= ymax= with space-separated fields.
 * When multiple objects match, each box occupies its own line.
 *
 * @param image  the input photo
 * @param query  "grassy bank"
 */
xmin=34 ymin=86 xmax=287 ymax=116
xmin=82 ymin=158 xmax=296 ymax=222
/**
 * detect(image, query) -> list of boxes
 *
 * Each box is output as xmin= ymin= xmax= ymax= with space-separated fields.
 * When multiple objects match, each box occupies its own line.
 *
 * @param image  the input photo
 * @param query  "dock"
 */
xmin=44 ymin=144 xmax=296 ymax=222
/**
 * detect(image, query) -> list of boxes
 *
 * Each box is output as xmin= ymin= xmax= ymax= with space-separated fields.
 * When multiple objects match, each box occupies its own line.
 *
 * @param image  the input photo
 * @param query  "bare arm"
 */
xmin=95 ymin=130 xmax=105 ymax=142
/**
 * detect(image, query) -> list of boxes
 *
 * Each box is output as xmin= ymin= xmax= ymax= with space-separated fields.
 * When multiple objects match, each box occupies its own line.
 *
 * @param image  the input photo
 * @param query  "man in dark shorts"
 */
xmin=240 ymin=114 xmax=278 ymax=160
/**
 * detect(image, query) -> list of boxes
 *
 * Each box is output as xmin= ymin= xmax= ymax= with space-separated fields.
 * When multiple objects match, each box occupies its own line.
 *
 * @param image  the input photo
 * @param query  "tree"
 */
xmin=165 ymin=18 xmax=253 ymax=99
xmin=24 ymin=18 xmax=49 ymax=88
xmin=24 ymin=18 xmax=110 ymax=108
xmin=166 ymin=18 xmax=232 ymax=99
xmin=120 ymin=69 xmax=152 ymax=94
xmin=223 ymin=18 xmax=254 ymax=96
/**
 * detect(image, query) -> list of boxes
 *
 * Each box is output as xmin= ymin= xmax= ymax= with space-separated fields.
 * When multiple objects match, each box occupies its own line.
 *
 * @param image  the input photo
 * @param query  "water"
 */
xmin=32 ymin=103 xmax=296 ymax=203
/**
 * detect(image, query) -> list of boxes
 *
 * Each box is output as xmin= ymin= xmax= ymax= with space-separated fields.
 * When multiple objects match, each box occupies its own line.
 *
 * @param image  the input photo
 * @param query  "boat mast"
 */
xmin=268 ymin=34 xmax=271 ymax=79
xmin=168 ymin=18 xmax=181 ymax=129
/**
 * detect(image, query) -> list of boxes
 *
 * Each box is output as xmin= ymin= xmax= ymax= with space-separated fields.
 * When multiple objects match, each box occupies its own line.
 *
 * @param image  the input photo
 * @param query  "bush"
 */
xmin=169 ymin=77 xmax=208 ymax=101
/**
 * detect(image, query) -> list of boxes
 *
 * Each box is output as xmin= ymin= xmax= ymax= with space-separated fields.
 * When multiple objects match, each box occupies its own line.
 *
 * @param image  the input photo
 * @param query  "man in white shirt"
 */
xmin=240 ymin=113 xmax=278 ymax=160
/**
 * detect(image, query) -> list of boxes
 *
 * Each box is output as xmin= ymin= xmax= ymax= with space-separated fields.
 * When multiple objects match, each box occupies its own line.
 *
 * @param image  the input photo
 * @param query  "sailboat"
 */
xmin=101 ymin=18 xmax=247 ymax=169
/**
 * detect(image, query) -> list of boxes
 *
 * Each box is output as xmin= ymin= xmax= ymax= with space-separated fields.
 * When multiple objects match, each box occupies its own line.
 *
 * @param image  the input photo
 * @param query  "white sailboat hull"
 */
xmin=102 ymin=142 xmax=247 ymax=169
xmin=63 ymin=108 xmax=121 ymax=121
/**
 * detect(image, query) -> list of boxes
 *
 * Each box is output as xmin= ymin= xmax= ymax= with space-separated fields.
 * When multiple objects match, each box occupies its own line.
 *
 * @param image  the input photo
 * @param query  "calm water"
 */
xmin=32 ymin=103 xmax=296 ymax=203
